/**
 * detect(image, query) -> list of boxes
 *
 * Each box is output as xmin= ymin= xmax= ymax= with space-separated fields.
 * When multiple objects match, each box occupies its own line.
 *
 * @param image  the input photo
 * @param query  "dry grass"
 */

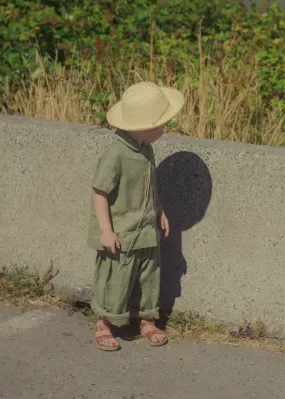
xmin=2 ymin=39 xmax=285 ymax=147
xmin=1 ymin=267 xmax=285 ymax=352
xmin=165 ymin=311 xmax=285 ymax=353
xmin=0 ymin=262 xmax=59 ymax=308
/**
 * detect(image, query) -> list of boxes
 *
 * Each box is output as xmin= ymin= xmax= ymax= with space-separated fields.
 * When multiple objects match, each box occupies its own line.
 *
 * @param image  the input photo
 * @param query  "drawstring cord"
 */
xmin=111 ymin=161 xmax=151 ymax=277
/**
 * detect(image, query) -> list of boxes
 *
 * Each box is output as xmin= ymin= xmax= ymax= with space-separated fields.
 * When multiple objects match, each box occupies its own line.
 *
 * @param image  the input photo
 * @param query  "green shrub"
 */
xmin=1 ymin=0 xmax=284 ymax=129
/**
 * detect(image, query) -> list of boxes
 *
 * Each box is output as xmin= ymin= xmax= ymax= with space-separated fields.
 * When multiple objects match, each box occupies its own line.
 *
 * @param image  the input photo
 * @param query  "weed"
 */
xmin=165 ymin=311 xmax=285 ymax=353
xmin=164 ymin=311 xmax=226 ymax=341
xmin=0 ymin=261 xmax=59 ymax=306
xmin=1 ymin=267 xmax=285 ymax=352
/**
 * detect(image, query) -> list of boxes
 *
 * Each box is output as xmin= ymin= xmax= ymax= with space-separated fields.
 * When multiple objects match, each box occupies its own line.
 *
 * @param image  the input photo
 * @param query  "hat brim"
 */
xmin=107 ymin=87 xmax=184 ymax=132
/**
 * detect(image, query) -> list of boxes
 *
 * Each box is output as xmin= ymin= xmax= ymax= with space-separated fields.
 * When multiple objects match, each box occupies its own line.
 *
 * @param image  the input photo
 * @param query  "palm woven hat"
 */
xmin=107 ymin=82 xmax=184 ymax=131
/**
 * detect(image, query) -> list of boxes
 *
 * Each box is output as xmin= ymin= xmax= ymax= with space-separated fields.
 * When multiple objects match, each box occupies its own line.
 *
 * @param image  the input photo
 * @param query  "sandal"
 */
xmin=140 ymin=320 xmax=168 ymax=347
xmin=94 ymin=324 xmax=121 ymax=352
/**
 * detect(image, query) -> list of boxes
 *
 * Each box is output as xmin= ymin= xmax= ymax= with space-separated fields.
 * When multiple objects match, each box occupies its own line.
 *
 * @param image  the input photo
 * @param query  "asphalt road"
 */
xmin=1 ymin=303 xmax=285 ymax=399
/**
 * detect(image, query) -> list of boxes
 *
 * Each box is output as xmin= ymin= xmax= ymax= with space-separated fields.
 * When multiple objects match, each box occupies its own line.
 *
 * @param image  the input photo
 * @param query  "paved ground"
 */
xmin=1 ymin=303 xmax=285 ymax=399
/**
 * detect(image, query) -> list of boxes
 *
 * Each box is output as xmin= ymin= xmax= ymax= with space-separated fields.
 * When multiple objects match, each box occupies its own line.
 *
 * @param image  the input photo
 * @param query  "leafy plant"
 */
xmin=1 ymin=0 xmax=284 ymax=145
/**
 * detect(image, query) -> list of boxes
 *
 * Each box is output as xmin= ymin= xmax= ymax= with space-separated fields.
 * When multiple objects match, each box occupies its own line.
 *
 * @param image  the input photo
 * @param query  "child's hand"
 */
xmin=100 ymin=229 xmax=121 ymax=254
xmin=160 ymin=211 xmax=170 ymax=238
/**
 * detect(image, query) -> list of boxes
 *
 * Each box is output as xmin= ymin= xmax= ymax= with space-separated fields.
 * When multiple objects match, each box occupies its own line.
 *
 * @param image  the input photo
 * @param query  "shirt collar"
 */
xmin=116 ymin=129 xmax=147 ymax=152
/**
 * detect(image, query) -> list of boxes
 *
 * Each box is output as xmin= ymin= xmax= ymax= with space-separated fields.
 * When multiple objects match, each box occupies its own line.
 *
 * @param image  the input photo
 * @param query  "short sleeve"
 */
xmin=92 ymin=151 xmax=120 ymax=194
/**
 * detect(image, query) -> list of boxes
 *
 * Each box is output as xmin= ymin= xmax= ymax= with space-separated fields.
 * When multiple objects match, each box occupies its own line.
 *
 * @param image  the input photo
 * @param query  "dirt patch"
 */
xmin=1 ymin=266 xmax=285 ymax=353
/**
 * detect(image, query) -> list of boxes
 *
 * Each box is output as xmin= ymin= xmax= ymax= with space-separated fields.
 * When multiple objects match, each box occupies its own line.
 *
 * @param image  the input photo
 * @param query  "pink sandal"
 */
xmin=94 ymin=325 xmax=121 ymax=352
xmin=140 ymin=320 xmax=168 ymax=347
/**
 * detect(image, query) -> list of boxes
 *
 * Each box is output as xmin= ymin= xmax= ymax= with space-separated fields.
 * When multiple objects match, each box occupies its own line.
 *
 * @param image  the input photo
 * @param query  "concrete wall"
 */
xmin=1 ymin=115 xmax=285 ymax=336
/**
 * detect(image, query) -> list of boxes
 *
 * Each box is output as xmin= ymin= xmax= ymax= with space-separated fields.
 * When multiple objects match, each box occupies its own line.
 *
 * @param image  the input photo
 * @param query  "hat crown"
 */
xmin=121 ymin=82 xmax=169 ymax=128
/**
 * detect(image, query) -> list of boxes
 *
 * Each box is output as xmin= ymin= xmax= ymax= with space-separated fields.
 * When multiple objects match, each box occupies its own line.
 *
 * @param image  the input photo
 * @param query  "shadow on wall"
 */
xmin=157 ymin=151 xmax=212 ymax=312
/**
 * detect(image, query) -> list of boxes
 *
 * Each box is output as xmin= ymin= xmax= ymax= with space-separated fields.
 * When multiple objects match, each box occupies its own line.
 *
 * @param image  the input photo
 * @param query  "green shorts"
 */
xmin=91 ymin=247 xmax=160 ymax=327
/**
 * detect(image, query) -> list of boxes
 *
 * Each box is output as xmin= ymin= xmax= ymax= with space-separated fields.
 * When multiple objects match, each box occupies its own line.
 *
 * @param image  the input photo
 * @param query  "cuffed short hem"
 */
xmin=129 ymin=307 xmax=160 ymax=320
xmin=91 ymin=302 xmax=130 ymax=327
xmin=91 ymin=302 xmax=160 ymax=327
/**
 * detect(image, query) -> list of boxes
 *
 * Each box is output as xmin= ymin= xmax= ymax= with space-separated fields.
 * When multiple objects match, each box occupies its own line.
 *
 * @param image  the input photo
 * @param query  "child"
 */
xmin=88 ymin=82 xmax=184 ymax=351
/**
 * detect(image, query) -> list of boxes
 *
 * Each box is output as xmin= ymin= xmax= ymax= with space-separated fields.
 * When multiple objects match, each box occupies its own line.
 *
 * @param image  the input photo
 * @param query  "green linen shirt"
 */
xmin=87 ymin=130 xmax=159 ymax=251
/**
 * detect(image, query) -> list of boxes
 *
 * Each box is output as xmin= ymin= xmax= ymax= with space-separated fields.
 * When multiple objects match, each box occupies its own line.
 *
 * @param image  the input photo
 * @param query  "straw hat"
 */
xmin=107 ymin=82 xmax=184 ymax=131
